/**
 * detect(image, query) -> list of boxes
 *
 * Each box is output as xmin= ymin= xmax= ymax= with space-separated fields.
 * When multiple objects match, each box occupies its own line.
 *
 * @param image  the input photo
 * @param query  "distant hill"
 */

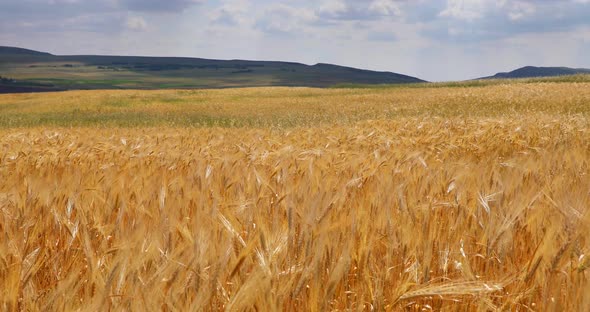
xmin=482 ymin=66 xmax=590 ymax=79
xmin=0 ymin=46 xmax=425 ymax=93
xmin=0 ymin=46 xmax=53 ymax=56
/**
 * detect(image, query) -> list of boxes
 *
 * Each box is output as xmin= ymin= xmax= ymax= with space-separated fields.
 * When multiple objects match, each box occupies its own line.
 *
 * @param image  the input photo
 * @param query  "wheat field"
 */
xmin=1 ymin=82 xmax=590 ymax=311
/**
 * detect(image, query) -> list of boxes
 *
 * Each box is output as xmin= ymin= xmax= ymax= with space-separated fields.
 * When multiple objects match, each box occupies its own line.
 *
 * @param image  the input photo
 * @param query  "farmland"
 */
xmin=1 ymin=81 xmax=590 ymax=310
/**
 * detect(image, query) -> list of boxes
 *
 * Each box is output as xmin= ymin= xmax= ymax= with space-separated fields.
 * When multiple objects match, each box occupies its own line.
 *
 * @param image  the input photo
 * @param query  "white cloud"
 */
xmin=368 ymin=0 xmax=402 ymax=16
xmin=439 ymin=0 xmax=488 ymax=21
xmin=319 ymin=0 xmax=348 ymax=18
xmin=126 ymin=16 xmax=147 ymax=31
xmin=318 ymin=0 xmax=403 ymax=20
xmin=256 ymin=4 xmax=318 ymax=35
xmin=119 ymin=0 xmax=206 ymax=12
xmin=438 ymin=1 xmax=544 ymax=22
xmin=209 ymin=0 xmax=251 ymax=26
xmin=48 ymin=0 xmax=81 ymax=4
xmin=504 ymin=1 xmax=536 ymax=21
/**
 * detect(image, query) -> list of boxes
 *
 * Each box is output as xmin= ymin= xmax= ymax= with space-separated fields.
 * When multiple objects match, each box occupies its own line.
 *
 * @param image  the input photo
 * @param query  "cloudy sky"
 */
xmin=1 ymin=0 xmax=589 ymax=81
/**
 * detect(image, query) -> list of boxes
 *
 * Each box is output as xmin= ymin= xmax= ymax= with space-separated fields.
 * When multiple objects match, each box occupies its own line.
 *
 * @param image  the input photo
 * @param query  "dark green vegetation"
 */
xmin=482 ymin=66 xmax=590 ymax=79
xmin=0 ymin=46 xmax=424 ymax=92
xmin=0 ymin=75 xmax=65 ymax=93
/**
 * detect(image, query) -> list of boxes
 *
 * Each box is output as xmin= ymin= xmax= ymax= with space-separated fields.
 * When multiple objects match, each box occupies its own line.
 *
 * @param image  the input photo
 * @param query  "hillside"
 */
xmin=482 ymin=66 xmax=590 ymax=79
xmin=0 ymin=46 xmax=53 ymax=56
xmin=0 ymin=46 xmax=424 ymax=92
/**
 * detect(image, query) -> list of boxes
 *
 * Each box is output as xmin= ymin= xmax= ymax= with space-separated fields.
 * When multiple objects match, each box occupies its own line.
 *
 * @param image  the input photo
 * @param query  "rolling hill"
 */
xmin=482 ymin=66 xmax=590 ymax=79
xmin=0 ymin=46 xmax=424 ymax=92
xmin=0 ymin=46 xmax=53 ymax=56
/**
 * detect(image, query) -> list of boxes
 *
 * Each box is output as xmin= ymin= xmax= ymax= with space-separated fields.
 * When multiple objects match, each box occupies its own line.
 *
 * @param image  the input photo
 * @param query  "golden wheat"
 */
xmin=1 ymin=84 xmax=590 ymax=311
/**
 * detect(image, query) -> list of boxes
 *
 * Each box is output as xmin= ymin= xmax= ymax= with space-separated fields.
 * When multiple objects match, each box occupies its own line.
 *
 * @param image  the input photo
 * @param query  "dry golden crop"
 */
xmin=1 ymin=83 xmax=590 ymax=311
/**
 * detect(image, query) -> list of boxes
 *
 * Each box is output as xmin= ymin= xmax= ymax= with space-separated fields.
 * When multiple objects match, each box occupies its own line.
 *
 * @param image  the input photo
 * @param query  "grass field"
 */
xmin=1 ymin=81 xmax=590 ymax=310
xmin=1 ymin=80 xmax=590 ymax=128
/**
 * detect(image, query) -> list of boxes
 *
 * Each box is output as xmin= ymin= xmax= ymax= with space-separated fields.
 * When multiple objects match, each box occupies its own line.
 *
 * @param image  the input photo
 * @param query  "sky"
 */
xmin=1 ymin=0 xmax=589 ymax=81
